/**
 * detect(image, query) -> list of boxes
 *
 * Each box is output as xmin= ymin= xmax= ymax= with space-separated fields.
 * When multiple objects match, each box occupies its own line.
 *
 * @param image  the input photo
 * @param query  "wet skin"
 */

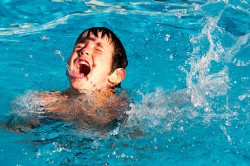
xmin=67 ymin=31 xmax=116 ymax=94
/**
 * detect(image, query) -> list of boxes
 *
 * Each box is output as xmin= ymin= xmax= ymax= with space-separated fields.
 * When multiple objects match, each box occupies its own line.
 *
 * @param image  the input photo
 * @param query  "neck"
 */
xmin=66 ymin=87 xmax=115 ymax=97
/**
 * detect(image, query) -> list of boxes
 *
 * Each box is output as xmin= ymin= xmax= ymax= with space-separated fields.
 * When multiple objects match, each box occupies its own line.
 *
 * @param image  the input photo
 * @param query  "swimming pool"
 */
xmin=0 ymin=0 xmax=249 ymax=165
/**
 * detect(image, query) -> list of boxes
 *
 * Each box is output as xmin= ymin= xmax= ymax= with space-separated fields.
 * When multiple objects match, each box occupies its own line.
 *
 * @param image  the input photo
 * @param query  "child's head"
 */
xmin=67 ymin=27 xmax=128 ymax=94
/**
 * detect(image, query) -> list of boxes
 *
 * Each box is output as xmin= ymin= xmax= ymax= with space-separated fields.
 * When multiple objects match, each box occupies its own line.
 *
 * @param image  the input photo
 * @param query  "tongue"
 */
xmin=79 ymin=64 xmax=90 ymax=76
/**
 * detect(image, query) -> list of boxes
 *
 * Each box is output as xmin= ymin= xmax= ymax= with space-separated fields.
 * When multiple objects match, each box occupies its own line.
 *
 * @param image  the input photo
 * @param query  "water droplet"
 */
xmin=238 ymin=94 xmax=247 ymax=100
xmin=170 ymin=54 xmax=173 ymax=60
xmin=40 ymin=35 xmax=49 ymax=40
xmin=55 ymin=50 xmax=65 ymax=62
xmin=175 ymin=11 xmax=182 ymax=19
xmin=192 ymin=3 xmax=201 ymax=10
xmin=190 ymin=36 xmax=196 ymax=44
xmin=223 ymin=0 xmax=228 ymax=4
xmin=54 ymin=50 xmax=61 ymax=55
xmin=225 ymin=120 xmax=231 ymax=126
xmin=165 ymin=34 xmax=170 ymax=41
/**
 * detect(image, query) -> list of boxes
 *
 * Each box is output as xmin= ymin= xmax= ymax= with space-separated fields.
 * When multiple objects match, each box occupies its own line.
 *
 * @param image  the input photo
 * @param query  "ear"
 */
xmin=108 ymin=68 xmax=126 ymax=86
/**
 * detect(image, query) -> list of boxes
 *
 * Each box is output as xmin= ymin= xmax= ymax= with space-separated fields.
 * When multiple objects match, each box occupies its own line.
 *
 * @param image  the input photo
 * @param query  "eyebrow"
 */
xmin=96 ymin=43 xmax=104 ymax=49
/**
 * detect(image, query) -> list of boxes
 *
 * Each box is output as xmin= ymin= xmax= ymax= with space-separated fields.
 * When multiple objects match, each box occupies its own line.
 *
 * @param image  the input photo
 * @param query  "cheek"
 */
xmin=68 ymin=54 xmax=76 ymax=65
xmin=99 ymin=63 xmax=112 ymax=74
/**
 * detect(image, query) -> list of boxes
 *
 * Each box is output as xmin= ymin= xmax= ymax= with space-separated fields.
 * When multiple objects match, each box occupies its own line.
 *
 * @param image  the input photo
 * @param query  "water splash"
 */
xmin=54 ymin=50 xmax=65 ymax=62
xmin=54 ymin=49 xmax=72 ymax=77
xmin=165 ymin=2 xmax=250 ymax=152
xmin=115 ymin=1 xmax=250 ymax=143
xmin=220 ymin=125 xmax=233 ymax=145
xmin=11 ymin=90 xmax=46 ymax=118
xmin=123 ymin=1 xmax=249 ymax=146
xmin=125 ymin=88 xmax=192 ymax=134
xmin=181 ymin=1 xmax=249 ymax=120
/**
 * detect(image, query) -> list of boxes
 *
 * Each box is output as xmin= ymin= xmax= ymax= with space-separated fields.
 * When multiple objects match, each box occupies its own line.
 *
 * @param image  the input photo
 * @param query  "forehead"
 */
xmin=77 ymin=30 xmax=113 ymax=46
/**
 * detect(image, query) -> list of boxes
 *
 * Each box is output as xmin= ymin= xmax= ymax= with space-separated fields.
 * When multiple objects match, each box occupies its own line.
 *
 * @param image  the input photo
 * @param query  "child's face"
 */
xmin=67 ymin=31 xmax=114 ymax=93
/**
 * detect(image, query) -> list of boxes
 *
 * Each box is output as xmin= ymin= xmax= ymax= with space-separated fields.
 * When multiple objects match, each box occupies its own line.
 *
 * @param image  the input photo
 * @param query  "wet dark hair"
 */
xmin=75 ymin=27 xmax=128 ymax=88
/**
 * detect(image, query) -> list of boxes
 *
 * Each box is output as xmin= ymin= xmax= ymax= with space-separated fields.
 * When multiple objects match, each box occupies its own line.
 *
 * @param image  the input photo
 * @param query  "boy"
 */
xmin=4 ymin=27 xmax=129 ymax=132
xmin=41 ymin=27 xmax=129 ymax=127
xmin=67 ymin=27 xmax=128 ymax=94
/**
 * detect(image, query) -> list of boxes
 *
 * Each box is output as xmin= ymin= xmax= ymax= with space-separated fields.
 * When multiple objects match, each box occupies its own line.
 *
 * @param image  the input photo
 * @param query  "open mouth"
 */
xmin=78 ymin=60 xmax=91 ymax=76
xmin=76 ymin=60 xmax=91 ymax=77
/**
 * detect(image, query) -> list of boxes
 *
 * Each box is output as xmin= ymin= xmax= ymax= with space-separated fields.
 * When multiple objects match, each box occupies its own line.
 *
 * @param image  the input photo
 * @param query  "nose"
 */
xmin=77 ymin=47 xmax=90 ymax=57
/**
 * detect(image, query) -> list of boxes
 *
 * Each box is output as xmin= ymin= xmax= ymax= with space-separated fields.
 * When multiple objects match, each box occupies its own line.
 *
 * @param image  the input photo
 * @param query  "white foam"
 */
xmin=11 ymin=90 xmax=46 ymax=118
xmin=125 ymin=88 xmax=191 ymax=133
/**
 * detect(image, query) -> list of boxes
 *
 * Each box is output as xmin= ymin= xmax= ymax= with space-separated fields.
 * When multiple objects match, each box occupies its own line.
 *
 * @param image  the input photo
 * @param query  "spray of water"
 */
xmin=11 ymin=90 xmax=46 ymax=118
xmin=53 ymin=48 xmax=73 ymax=78
xmin=124 ymin=1 xmax=249 ymax=146
xmin=179 ymin=1 xmax=249 ymax=144
xmin=182 ymin=1 xmax=249 ymax=115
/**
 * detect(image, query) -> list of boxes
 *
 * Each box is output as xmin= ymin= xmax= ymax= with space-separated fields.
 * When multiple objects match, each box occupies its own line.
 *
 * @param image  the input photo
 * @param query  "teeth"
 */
xmin=77 ymin=60 xmax=89 ymax=68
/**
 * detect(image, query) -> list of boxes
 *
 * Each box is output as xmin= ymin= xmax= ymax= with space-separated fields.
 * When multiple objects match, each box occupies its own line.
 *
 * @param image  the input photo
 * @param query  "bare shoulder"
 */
xmin=37 ymin=91 xmax=63 ymax=101
xmin=36 ymin=91 xmax=67 ymax=112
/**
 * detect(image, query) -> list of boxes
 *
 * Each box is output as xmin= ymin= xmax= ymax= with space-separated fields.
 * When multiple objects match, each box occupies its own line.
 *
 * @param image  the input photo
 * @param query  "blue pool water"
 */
xmin=0 ymin=0 xmax=249 ymax=165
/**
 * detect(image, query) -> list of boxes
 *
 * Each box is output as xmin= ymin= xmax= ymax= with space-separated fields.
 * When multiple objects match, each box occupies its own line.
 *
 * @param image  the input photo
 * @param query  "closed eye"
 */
xmin=95 ymin=46 xmax=103 ymax=52
xmin=96 ymin=43 xmax=104 ymax=52
xmin=96 ymin=48 xmax=101 ymax=51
